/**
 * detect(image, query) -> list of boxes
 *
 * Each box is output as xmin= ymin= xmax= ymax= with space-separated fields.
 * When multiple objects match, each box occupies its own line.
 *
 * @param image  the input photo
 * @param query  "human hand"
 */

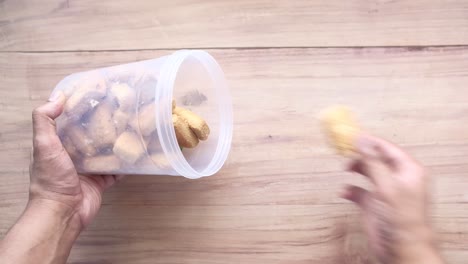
xmin=1 ymin=93 xmax=123 ymax=264
xmin=30 ymin=92 xmax=121 ymax=229
xmin=342 ymin=134 xmax=444 ymax=264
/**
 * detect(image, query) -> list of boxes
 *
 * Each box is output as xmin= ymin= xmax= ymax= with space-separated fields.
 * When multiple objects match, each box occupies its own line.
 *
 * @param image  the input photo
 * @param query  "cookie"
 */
xmin=82 ymin=154 xmax=121 ymax=172
xmin=173 ymin=106 xmax=210 ymax=140
xmin=113 ymin=132 xmax=146 ymax=164
xmin=87 ymin=102 xmax=117 ymax=149
xmin=64 ymin=75 xmax=107 ymax=119
xmin=66 ymin=124 xmax=97 ymax=157
xmin=110 ymin=83 xmax=136 ymax=111
xmin=172 ymin=114 xmax=199 ymax=148
xmin=113 ymin=109 xmax=130 ymax=135
xmin=131 ymin=103 xmax=157 ymax=137
xmin=320 ymin=105 xmax=359 ymax=156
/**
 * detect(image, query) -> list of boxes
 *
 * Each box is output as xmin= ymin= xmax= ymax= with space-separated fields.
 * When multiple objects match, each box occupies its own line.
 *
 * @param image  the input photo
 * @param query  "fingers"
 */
xmin=81 ymin=174 xmax=125 ymax=193
xmin=32 ymin=93 xmax=66 ymax=157
xmin=32 ymin=92 xmax=65 ymax=136
xmin=103 ymin=174 xmax=125 ymax=191
xmin=35 ymin=92 xmax=66 ymax=120
xmin=341 ymin=185 xmax=371 ymax=210
xmin=347 ymin=159 xmax=388 ymax=188
xmin=115 ymin=175 xmax=126 ymax=181
xmin=355 ymin=133 xmax=413 ymax=171
xmin=347 ymin=159 xmax=370 ymax=178
xmin=101 ymin=175 xmax=119 ymax=190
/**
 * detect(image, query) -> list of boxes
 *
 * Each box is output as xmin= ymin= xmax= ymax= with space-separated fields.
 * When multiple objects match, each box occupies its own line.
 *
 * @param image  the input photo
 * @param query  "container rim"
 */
xmin=155 ymin=50 xmax=233 ymax=179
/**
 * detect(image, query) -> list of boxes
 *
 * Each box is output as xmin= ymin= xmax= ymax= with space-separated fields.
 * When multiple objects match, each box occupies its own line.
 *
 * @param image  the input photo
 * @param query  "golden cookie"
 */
xmin=173 ymin=114 xmax=199 ymax=148
xmin=110 ymin=83 xmax=136 ymax=111
xmin=87 ymin=102 xmax=117 ymax=149
xmin=320 ymin=105 xmax=359 ymax=156
xmin=173 ymin=107 xmax=210 ymax=140
xmin=113 ymin=132 xmax=146 ymax=164
xmin=64 ymin=75 xmax=107 ymax=119
xmin=130 ymin=103 xmax=157 ymax=137
xmin=113 ymin=109 xmax=130 ymax=135
xmin=66 ymin=124 xmax=97 ymax=157
xmin=82 ymin=155 xmax=121 ymax=172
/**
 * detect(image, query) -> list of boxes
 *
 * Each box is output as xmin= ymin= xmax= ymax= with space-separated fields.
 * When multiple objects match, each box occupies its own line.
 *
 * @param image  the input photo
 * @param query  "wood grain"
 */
xmin=1 ymin=47 xmax=467 ymax=263
xmin=1 ymin=0 xmax=468 ymax=51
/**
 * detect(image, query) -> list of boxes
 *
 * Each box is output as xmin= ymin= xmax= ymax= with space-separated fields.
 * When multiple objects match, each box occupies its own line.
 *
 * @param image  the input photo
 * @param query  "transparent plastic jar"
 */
xmin=51 ymin=50 xmax=233 ymax=179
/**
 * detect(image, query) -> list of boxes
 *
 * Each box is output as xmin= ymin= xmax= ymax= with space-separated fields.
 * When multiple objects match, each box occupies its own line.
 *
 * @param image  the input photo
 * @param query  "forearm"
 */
xmin=0 ymin=199 xmax=81 ymax=264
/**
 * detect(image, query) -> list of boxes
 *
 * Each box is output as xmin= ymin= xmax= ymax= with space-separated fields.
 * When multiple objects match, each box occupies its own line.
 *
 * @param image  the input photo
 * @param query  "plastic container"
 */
xmin=51 ymin=50 xmax=233 ymax=179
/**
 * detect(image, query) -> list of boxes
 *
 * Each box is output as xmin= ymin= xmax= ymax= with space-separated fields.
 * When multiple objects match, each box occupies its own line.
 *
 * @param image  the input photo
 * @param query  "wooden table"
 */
xmin=1 ymin=1 xmax=467 ymax=263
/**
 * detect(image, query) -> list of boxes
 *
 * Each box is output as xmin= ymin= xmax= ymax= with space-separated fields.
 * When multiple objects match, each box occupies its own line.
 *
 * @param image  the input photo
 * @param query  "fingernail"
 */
xmin=48 ymin=91 xmax=61 ymax=102
xmin=115 ymin=175 xmax=125 ymax=181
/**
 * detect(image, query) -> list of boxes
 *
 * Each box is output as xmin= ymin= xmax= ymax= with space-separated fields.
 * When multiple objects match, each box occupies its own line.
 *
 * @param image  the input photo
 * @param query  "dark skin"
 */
xmin=0 ymin=94 xmax=444 ymax=263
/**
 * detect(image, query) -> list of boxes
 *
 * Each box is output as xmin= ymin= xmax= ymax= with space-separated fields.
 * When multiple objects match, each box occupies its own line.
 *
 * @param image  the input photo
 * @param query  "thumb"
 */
xmin=341 ymin=185 xmax=371 ymax=211
xmin=32 ymin=92 xmax=66 ymax=156
xmin=35 ymin=91 xmax=66 ymax=119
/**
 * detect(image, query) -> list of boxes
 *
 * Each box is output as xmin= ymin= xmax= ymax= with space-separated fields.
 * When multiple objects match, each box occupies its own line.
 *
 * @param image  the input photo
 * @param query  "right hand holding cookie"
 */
xmin=342 ymin=134 xmax=445 ymax=264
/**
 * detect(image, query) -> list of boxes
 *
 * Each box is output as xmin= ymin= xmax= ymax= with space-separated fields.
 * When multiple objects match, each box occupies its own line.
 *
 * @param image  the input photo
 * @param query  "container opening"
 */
xmin=157 ymin=50 xmax=232 ymax=178
xmin=173 ymin=55 xmax=220 ymax=173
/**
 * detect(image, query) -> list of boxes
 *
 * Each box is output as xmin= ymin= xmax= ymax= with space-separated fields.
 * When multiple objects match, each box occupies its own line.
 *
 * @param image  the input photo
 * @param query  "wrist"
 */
xmin=0 ymin=199 xmax=82 ymax=264
xmin=397 ymin=227 xmax=444 ymax=264
xmin=399 ymin=245 xmax=444 ymax=264
xmin=27 ymin=198 xmax=83 ymax=234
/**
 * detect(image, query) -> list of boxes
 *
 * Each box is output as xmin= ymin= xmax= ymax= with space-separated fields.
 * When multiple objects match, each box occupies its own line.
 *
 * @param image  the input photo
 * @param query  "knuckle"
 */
xmin=33 ymin=137 xmax=63 ymax=158
xmin=410 ymin=163 xmax=426 ymax=179
xmin=32 ymin=107 xmax=44 ymax=120
xmin=401 ymin=157 xmax=425 ymax=175
xmin=34 ymin=134 xmax=53 ymax=148
xmin=398 ymin=165 xmax=427 ymax=189
xmin=32 ymin=107 xmax=57 ymax=126
xmin=380 ymin=187 xmax=397 ymax=200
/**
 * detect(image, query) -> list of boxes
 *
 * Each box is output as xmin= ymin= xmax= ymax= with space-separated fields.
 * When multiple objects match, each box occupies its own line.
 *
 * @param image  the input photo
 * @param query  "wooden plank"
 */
xmin=1 ymin=47 xmax=468 ymax=263
xmin=1 ymin=0 xmax=468 ymax=51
